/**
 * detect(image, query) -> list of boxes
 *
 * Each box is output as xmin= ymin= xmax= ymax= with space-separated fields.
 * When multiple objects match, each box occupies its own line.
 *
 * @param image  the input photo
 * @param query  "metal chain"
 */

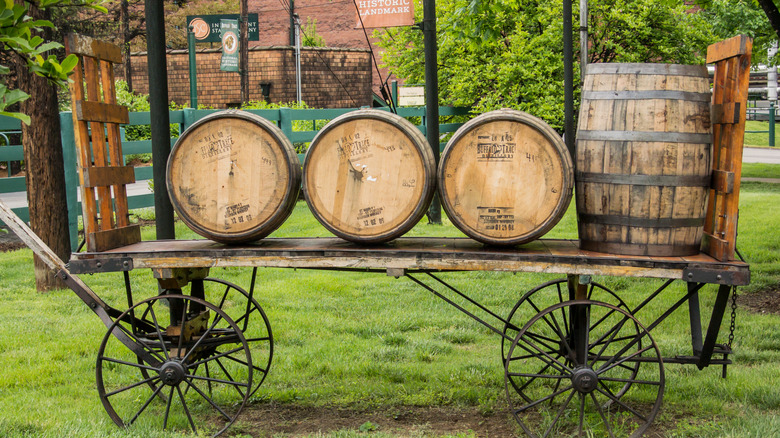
xmin=728 ymin=286 xmax=738 ymax=349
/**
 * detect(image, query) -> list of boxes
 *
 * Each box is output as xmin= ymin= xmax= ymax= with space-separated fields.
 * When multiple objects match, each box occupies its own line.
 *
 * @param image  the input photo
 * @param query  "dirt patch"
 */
xmin=737 ymin=289 xmax=780 ymax=315
xmin=224 ymin=403 xmax=677 ymax=437
xmin=0 ymin=228 xmax=24 ymax=253
xmin=228 ymin=404 xmax=518 ymax=437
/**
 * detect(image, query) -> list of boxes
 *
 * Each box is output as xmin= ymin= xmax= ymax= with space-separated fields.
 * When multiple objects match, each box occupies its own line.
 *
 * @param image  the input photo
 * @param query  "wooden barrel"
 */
xmin=166 ymin=110 xmax=301 ymax=243
xmin=303 ymin=109 xmax=436 ymax=243
xmin=576 ymin=63 xmax=712 ymax=256
xmin=438 ymin=109 xmax=574 ymax=246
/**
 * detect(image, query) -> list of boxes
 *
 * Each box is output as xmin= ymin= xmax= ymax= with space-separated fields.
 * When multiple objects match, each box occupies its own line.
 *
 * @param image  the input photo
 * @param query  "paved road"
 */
xmin=0 ymin=180 xmax=153 ymax=210
xmin=743 ymin=146 xmax=780 ymax=164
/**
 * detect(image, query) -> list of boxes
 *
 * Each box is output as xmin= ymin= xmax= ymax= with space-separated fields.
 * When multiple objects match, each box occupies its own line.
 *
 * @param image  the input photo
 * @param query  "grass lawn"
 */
xmin=0 ymin=182 xmax=779 ymax=437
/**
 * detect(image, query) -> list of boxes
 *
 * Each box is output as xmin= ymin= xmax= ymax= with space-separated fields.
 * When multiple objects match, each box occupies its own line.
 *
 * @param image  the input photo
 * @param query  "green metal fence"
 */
xmin=0 ymin=106 xmax=470 ymax=252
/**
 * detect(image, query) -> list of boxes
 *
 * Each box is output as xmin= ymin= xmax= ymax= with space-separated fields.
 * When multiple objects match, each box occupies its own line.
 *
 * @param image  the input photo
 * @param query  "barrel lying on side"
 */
xmin=303 ymin=109 xmax=436 ymax=243
xmin=166 ymin=110 xmax=301 ymax=244
xmin=576 ymin=63 xmax=712 ymax=256
xmin=438 ymin=109 xmax=574 ymax=246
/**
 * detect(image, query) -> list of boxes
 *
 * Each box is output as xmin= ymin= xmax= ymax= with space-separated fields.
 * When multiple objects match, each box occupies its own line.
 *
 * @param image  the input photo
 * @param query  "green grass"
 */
xmin=1 ymin=184 xmax=779 ymax=437
xmin=744 ymin=120 xmax=772 ymax=147
xmin=742 ymin=162 xmax=780 ymax=179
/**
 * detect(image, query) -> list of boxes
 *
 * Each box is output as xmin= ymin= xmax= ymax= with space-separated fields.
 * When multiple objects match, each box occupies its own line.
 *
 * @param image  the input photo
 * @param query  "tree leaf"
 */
xmin=0 ymin=111 xmax=30 ymax=125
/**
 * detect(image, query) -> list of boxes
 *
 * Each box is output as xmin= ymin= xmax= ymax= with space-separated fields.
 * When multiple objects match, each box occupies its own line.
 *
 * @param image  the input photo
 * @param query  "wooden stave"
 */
xmin=166 ymin=109 xmax=301 ymax=244
xmin=302 ymin=109 xmax=436 ymax=243
xmin=438 ymin=109 xmax=575 ymax=246
xmin=575 ymin=63 xmax=712 ymax=257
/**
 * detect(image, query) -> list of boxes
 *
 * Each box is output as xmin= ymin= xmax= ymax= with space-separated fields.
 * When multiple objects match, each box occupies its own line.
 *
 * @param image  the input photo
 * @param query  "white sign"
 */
xmin=398 ymin=86 xmax=425 ymax=106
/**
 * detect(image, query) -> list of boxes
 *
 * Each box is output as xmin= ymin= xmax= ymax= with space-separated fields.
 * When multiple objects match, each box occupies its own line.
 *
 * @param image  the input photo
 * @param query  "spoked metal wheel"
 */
xmin=505 ymin=300 xmax=664 ymax=438
xmin=199 ymin=276 xmax=273 ymax=398
xmin=502 ymin=279 xmax=641 ymax=401
xmin=97 ymin=295 xmax=253 ymax=437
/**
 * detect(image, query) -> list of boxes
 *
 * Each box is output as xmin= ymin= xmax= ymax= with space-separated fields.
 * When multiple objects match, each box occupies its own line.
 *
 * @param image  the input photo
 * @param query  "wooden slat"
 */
xmin=75 ymin=101 xmax=130 ymax=124
xmin=710 ymin=102 xmax=740 ymax=125
xmin=65 ymin=33 xmax=122 ymax=64
xmin=68 ymin=54 xmax=99 ymax=235
xmin=706 ymin=35 xmax=751 ymax=64
xmin=67 ymin=237 xmax=750 ymax=285
xmin=83 ymin=166 xmax=136 ymax=188
xmin=87 ymin=225 xmax=142 ymax=253
xmin=83 ymin=56 xmax=115 ymax=231
xmin=710 ymin=169 xmax=734 ymax=194
xmin=703 ymin=36 xmax=752 ymax=261
xmin=100 ymin=57 xmax=132 ymax=228
xmin=701 ymin=233 xmax=729 ymax=261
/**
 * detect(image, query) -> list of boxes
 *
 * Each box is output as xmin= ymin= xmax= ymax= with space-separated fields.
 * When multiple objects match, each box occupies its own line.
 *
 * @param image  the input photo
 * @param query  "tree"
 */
xmin=3 ymin=0 xmax=104 ymax=291
xmin=376 ymin=0 xmax=714 ymax=131
xmin=700 ymin=0 xmax=775 ymax=64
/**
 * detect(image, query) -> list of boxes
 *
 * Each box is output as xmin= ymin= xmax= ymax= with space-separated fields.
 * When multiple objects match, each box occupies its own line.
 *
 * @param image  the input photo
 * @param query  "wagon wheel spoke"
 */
xmin=590 ymin=392 xmax=617 ymax=438
xmin=201 ymin=277 xmax=273 ymax=399
xmin=505 ymin=300 xmax=664 ymax=437
xmin=97 ymin=295 xmax=252 ymax=437
xmin=184 ymin=377 xmax=237 ymax=422
xmin=503 ymin=279 xmax=642 ymax=403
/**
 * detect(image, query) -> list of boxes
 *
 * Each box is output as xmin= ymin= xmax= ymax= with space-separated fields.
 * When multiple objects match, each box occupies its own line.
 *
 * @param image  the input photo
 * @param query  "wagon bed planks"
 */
xmin=68 ymin=238 xmax=749 ymax=285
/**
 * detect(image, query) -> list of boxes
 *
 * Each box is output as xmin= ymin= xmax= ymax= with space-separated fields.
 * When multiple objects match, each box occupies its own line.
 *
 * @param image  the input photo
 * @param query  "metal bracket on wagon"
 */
xmin=683 ymin=266 xmax=749 ymax=285
xmin=67 ymin=257 xmax=133 ymax=274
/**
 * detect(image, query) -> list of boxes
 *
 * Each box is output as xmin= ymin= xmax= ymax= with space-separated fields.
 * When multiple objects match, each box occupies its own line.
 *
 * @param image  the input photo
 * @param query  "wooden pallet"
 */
xmin=703 ymin=35 xmax=753 ymax=262
xmin=65 ymin=34 xmax=140 ymax=252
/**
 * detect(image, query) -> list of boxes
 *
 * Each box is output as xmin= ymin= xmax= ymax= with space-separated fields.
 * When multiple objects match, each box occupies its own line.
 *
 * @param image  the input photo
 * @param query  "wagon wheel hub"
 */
xmin=159 ymin=361 xmax=187 ymax=386
xmin=571 ymin=367 xmax=598 ymax=394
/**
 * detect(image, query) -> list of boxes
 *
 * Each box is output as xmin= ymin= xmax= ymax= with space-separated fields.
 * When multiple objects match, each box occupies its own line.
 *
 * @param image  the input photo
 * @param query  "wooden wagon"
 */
xmin=0 ymin=34 xmax=754 ymax=437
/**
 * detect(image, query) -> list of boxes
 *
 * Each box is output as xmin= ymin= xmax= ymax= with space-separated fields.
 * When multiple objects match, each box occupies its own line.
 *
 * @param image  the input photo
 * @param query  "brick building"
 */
xmin=130 ymin=0 xmax=398 ymax=108
xmin=130 ymin=46 xmax=373 ymax=108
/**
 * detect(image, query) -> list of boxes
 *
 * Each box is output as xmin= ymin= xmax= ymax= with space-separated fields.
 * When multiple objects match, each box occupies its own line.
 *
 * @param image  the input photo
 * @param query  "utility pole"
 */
xmin=289 ymin=0 xmax=295 ymax=46
xmin=769 ymin=41 xmax=777 ymax=147
xmin=579 ymin=0 xmax=588 ymax=83
xmin=240 ymin=0 xmax=249 ymax=104
xmin=423 ymin=0 xmax=441 ymax=224
xmin=294 ymin=14 xmax=302 ymax=104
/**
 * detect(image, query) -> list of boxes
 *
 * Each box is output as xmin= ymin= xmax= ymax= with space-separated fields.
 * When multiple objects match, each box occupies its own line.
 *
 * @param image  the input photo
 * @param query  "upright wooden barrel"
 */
xmin=439 ymin=109 xmax=574 ymax=246
xmin=166 ymin=110 xmax=301 ymax=244
xmin=576 ymin=63 xmax=712 ymax=256
xmin=303 ymin=109 xmax=436 ymax=243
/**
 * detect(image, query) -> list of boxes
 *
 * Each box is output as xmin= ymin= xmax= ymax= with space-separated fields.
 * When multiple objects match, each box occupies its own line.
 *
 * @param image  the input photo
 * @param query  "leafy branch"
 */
xmin=0 ymin=0 xmax=106 ymax=124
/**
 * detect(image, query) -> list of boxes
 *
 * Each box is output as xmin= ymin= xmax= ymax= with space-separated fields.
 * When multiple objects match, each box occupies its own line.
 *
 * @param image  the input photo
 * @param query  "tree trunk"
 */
xmin=757 ymin=0 xmax=780 ymax=41
xmin=15 ymin=4 xmax=71 ymax=291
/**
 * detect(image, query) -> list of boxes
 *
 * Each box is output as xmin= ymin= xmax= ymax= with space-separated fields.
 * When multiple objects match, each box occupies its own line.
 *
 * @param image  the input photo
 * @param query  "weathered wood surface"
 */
xmin=167 ymin=110 xmax=301 ymax=243
xmin=303 ymin=109 xmax=436 ymax=243
xmin=69 ymin=237 xmax=750 ymax=285
xmin=439 ymin=109 xmax=573 ymax=246
xmin=703 ymin=35 xmax=752 ymax=261
xmin=576 ymin=63 xmax=712 ymax=257
xmin=66 ymin=33 xmax=138 ymax=252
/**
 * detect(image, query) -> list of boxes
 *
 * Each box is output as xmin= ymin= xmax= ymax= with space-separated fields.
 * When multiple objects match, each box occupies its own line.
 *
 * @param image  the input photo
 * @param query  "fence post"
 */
xmin=279 ymin=107 xmax=293 ymax=139
xmin=59 ymin=112 xmax=79 ymax=252
xmin=770 ymin=101 xmax=776 ymax=147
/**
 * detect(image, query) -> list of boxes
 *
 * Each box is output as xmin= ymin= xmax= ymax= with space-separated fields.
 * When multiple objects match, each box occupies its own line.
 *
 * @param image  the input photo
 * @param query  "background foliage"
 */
xmin=377 ymin=0 xmax=716 ymax=131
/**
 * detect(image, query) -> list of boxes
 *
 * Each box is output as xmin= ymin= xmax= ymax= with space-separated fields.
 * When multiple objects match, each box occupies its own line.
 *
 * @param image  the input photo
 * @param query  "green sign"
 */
xmin=187 ymin=14 xmax=259 ymax=43
xmin=220 ymin=19 xmax=240 ymax=72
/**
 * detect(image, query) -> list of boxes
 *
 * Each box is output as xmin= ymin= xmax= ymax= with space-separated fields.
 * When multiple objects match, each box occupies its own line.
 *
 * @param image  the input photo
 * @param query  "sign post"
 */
xmin=187 ymin=26 xmax=197 ymax=108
